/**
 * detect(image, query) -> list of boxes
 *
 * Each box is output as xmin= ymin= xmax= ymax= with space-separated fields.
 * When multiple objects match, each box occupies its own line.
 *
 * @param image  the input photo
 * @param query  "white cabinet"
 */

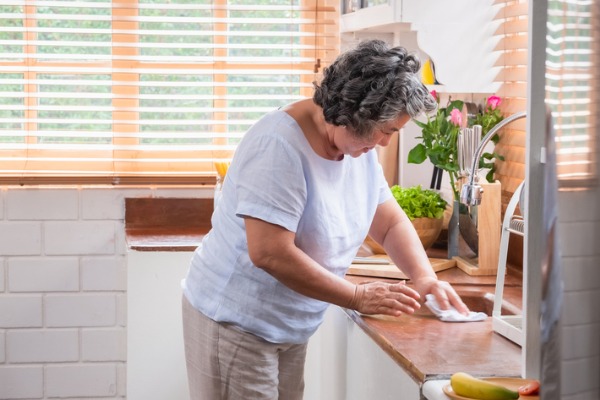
xmin=304 ymin=306 xmax=349 ymax=400
xmin=345 ymin=320 xmax=420 ymax=400
xmin=305 ymin=307 xmax=420 ymax=400
xmin=340 ymin=0 xmax=501 ymax=93
xmin=127 ymin=251 xmax=193 ymax=400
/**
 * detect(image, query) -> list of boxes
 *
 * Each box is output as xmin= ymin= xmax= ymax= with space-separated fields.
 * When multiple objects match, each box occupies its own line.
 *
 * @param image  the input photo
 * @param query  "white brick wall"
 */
xmin=45 ymin=293 xmax=117 ymax=327
xmin=558 ymin=188 xmax=600 ymax=400
xmin=7 ymin=329 xmax=79 ymax=363
xmin=82 ymin=328 xmax=127 ymax=362
xmin=9 ymin=257 xmax=79 ymax=292
xmin=82 ymin=256 xmax=127 ymax=291
xmin=0 ymin=222 xmax=42 ymax=255
xmin=0 ymin=366 xmax=44 ymax=399
xmin=6 ymin=188 xmax=79 ymax=220
xmin=0 ymin=330 xmax=5 ymax=363
xmin=46 ymin=364 xmax=118 ymax=398
xmin=0 ymin=258 xmax=5 ymax=291
xmin=0 ymin=296 xmax=43 ymax=328
xmin=0 ymin=186 xmax=207 ymax=400
xmin=44 ymin=221 xmax=117 ymax=255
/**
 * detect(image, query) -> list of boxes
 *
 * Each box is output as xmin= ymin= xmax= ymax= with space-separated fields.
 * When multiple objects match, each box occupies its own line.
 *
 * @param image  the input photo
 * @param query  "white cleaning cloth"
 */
xmin=424 ymin=294 xmax=487 ymax=322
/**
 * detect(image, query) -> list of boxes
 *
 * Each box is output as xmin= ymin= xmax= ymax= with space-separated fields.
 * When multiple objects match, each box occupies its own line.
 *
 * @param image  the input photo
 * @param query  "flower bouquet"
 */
xmin=408 ymin=92 xmax=505 ymax=200
xmin=408 ymin=93 xmax=505 ymax=256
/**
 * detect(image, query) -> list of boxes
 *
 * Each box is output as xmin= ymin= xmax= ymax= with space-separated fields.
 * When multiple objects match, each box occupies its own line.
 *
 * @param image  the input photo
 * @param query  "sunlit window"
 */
xmin=546 ymin=0 xmax=598 ymax=186
xmin=0 ymin=0 xmax=338 ymax=184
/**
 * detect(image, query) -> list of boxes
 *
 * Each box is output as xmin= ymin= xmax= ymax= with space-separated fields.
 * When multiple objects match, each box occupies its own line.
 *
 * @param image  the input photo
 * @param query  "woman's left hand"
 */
xmin=412 ymin=277 xmax=470 ymax=316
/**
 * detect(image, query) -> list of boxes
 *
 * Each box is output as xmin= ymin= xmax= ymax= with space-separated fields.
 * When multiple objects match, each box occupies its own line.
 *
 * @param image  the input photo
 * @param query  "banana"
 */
xmin=450 ymin=372 xmax=519 ymax=400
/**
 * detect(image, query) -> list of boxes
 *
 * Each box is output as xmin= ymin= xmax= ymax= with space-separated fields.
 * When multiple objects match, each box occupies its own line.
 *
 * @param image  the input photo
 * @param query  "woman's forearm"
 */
xmin=383 ymin=218 xmax=437 ymax=281
xmin=369 ymin=199 xmax=437 ymax=282
xmin=244 ymin=217 xmax=357 ymax=308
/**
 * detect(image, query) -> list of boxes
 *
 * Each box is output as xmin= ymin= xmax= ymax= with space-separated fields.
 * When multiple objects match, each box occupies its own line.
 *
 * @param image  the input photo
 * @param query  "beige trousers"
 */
xmin=182 ymin=295 xmax=307 ymax=400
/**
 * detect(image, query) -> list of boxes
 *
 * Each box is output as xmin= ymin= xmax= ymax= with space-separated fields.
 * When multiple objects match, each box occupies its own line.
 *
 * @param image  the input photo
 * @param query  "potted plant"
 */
xmin=391 ymin=185 xmax=447 ymax=250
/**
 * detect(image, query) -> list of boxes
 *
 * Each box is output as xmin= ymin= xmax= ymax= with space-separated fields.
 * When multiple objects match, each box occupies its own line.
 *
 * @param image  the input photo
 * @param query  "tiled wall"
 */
xmin=0 ymin=185 xmax=598 ymax=399
xmin=0 ymin=186 xmax=209 ymax=400
xmin=557 ymin=188 xmax=600 ymax=400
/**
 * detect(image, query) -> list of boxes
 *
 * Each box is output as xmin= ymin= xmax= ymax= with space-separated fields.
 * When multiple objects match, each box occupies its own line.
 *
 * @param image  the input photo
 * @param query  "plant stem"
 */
xmin=448 ymin=172 xmax=460 ymax=202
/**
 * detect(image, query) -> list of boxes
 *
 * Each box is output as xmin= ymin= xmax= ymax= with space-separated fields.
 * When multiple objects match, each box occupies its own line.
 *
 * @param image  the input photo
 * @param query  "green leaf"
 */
xmin=447 ymin=100 xmax=464 ymax=113
xmin=413 ymin=119 xmax=427 ymax=129
xmin=443 ymin=163 xmax=459 ymax=172
xmin=407 ymin=143 xmax=427 ymax=164
xmin=390 ymin=185 xmax=447 ymax=221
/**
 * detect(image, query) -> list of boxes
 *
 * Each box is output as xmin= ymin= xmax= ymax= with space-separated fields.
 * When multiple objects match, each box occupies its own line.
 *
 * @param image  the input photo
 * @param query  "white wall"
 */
xmin=0 ymin=184 xmax=598 ymax=399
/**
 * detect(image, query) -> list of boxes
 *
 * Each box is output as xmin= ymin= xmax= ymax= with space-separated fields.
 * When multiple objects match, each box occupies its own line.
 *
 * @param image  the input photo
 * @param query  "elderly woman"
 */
xmin=182 ymin=39 xmax=469 ymax=400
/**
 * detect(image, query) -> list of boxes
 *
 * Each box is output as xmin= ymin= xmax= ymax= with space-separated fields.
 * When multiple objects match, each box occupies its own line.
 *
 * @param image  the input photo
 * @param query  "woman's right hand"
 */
xmin=348 ymin=281 xmax=421 ymax=317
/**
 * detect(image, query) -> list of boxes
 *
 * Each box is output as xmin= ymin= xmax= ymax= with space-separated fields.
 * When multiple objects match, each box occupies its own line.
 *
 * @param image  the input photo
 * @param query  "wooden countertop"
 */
xmin=125 ymin=197 xmax=212 ymax=251
xmin=345 ymin=269 xmax=523 ymax=383
xmin=126 ymin=226 xmax=208 ymax=251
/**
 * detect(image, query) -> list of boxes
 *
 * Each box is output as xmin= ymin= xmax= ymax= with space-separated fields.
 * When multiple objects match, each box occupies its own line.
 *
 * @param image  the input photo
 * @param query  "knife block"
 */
xmin=454 ymin=181 xmax=501 ymax=276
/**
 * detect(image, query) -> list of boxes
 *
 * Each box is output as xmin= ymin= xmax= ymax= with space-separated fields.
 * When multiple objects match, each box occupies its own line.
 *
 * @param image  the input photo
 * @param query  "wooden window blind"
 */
xmin=492 ymin=0 xmax=529 ymax=209
xmin=493 ymin=0 xmax=598 ymax=193
xmin=546 ymin=0 xmax=598 ymax=187
xmin=0 ymin=0 xmax=339 ymax=185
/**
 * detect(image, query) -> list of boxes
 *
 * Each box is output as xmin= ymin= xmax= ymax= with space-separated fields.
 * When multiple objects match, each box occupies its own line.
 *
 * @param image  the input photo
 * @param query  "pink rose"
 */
xmin=430 ymin=90 xmax=438 ymax=101
xmin=449 ymin=108 xmax=462 ymax=126
xmin=487 ymin=95 xmax=501 ymax=109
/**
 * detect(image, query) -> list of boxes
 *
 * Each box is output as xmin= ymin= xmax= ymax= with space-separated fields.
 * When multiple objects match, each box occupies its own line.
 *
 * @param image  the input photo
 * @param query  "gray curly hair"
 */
xmin=313 ymin=40 xmax=437 ymax=137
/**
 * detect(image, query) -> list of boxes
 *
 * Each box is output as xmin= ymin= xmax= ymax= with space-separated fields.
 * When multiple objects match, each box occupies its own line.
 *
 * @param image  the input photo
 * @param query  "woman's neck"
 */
xmin=282 ymin=99 xmax=342 ymax=161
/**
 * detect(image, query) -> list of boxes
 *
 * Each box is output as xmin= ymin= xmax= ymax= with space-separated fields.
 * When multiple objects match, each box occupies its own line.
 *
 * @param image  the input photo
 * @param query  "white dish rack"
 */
xmin=492 ymin=181 xmax=525 ymax=346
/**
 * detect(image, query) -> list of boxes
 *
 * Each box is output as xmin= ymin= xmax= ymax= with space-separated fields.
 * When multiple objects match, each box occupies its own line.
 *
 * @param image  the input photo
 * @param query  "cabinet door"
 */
xmin=346 ymin=320 xmax=420 ymax=400
xmin=304 ymin=307 xmax=348 ymax=400
xmin=305 ymin=307 xmax=420 ymax=400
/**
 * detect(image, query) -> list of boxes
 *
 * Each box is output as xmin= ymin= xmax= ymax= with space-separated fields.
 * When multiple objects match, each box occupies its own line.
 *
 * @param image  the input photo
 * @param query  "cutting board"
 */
xmin=348 ymin=254 xmax=456 ymax=280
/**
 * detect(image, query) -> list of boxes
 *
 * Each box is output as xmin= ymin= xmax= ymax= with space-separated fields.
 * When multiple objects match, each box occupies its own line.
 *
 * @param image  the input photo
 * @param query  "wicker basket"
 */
xmin=364 ymin=217 xmax=443 ymax=254
xmin=411 ymin=217 xmax=444 ymax=250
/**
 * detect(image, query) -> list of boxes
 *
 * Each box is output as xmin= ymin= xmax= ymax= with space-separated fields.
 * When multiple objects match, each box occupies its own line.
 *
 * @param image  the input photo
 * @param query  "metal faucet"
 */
xmin=460 ymin=111 xmax=527 ymax=206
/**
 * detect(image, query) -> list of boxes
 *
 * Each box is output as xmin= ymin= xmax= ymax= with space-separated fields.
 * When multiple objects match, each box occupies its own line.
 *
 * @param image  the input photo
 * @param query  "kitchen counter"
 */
xmin=124 ymin=197 xmax=524 ymax=388
xmin=125 ymin=197 xmax=212 ymax=251
xmin=345 ymin=268 xmax=523 ymax=383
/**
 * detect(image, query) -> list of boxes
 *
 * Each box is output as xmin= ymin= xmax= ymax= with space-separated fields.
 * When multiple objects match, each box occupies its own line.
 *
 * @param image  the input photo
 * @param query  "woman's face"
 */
xmin=336 ymin=113 xmax=411 ymax=159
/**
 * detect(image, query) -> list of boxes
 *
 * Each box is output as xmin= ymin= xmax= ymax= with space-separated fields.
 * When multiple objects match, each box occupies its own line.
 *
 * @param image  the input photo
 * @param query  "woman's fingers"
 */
xmin=378 ymin=297 xmax=419 ymax=315
xmin=388 ymin=281 xmax=420 ymax=299
xmin=355 ymin=281 xmax=421 ymax=316
xmin=352 ymin=279 xmax=471 ymax=317
xmin=429 ymin=282 xmax=470 ymax=315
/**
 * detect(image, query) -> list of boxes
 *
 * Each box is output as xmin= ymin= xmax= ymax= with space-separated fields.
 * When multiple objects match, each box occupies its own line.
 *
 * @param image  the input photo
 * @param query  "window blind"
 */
xmin=546 ymin=0 xmax=598 ymax=186
xmin=492 ymin=0 xmax=529 ymax=207
xmin=492 ymin=0 xmax=597 ymax=192
xmin=0 ymin=0 xmax=339 ymax=185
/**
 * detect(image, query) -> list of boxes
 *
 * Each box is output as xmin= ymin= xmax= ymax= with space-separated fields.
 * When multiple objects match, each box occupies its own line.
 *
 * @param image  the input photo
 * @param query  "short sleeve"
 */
xmin=234 ymin=134 xmax=307 ymax=233
xmin=375 ymin=160 xmax=394 ymax=205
